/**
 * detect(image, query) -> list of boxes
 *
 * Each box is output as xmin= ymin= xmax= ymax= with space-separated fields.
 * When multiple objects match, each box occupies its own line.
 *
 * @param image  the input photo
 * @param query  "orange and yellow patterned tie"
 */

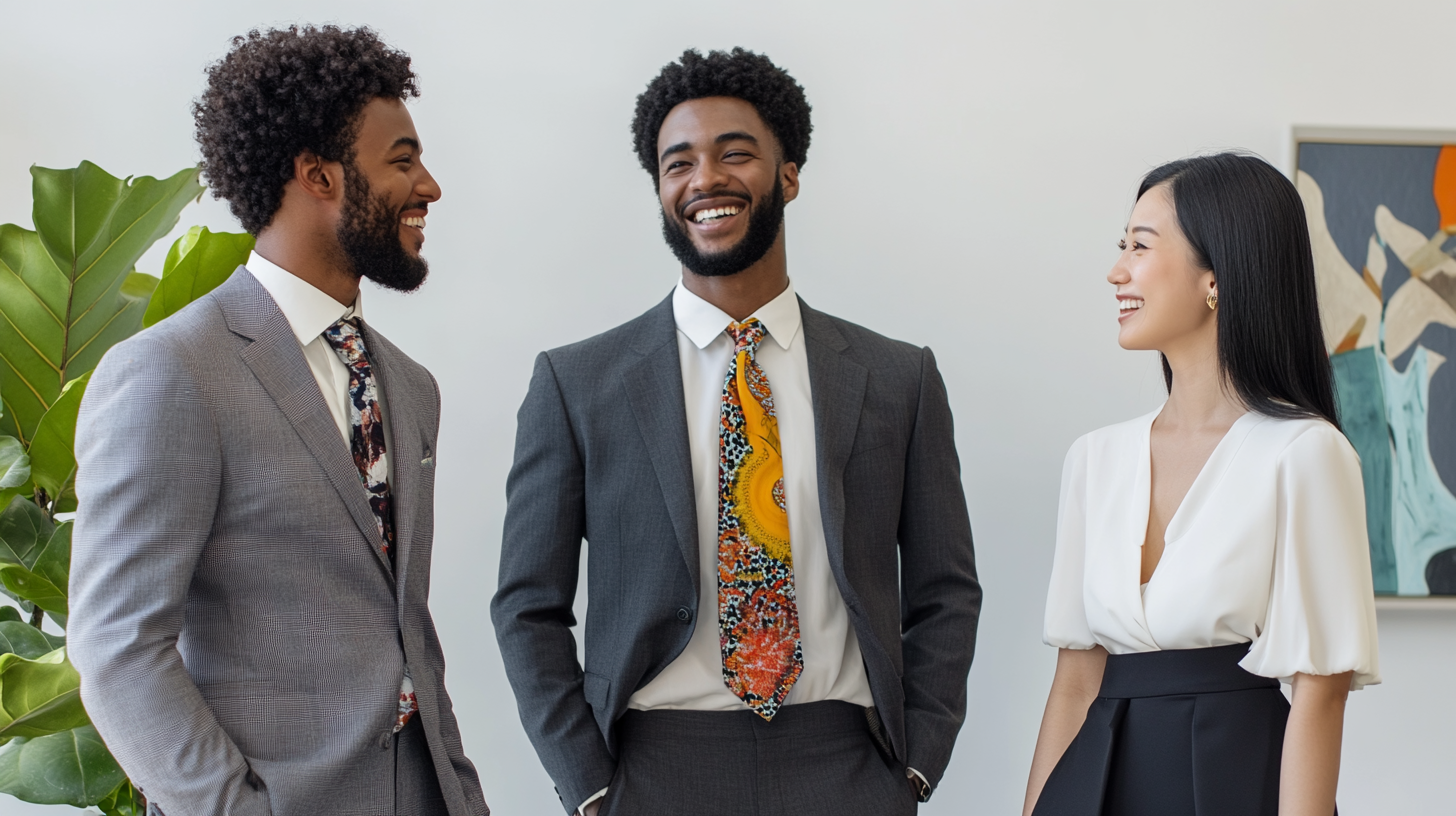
xmin=718 ymin=318 xmax=802 ymax=720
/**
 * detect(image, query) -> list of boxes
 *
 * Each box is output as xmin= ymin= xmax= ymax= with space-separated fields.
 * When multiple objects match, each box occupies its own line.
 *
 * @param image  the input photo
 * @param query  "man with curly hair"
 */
xmin=69 ymin=26 xmax=488 ymax=816
xmin=494 ymin=48 xmax=981 ymax=815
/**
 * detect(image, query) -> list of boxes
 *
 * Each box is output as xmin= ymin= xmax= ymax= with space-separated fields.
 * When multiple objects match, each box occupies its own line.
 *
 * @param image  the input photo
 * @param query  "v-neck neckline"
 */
xmin=1137 ymin=406 xmax=1258 ymax=590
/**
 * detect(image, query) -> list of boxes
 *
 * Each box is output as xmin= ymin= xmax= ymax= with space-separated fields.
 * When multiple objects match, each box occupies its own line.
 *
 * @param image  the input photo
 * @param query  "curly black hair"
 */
xmin=193 ymin=26 xmax=418 ymax=234
xmin=631 ymin=48 xmax=812 ymax=186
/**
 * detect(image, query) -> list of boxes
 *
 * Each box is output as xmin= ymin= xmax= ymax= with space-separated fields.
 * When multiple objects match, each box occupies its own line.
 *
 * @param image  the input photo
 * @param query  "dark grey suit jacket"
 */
xmin=69 ymin=269 xmax=487 ymax=816
xmin=492 ymin=294 xmax=980 ymax=811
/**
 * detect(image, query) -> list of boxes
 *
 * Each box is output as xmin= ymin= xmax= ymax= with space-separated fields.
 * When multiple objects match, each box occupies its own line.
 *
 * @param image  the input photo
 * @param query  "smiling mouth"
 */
xmin=401 ymin=216 xmax=426 ymax=229
xmin=1119 ymin=298 xmax=1144 ymax=316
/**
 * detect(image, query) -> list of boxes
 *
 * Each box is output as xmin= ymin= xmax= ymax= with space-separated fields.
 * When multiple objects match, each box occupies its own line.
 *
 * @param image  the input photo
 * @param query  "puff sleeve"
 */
xmin=1044 ymin=435 xmax=1097 ymax=650
xmin=1242 ymin=424 xmax=1381 ymax=689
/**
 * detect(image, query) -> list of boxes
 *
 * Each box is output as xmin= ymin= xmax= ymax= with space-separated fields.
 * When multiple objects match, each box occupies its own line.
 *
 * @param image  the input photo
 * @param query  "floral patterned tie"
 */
xmin=718 ymin=318 xmax=802 ymax=720
xmin=322 ymin=316 xmax=417 ymax=732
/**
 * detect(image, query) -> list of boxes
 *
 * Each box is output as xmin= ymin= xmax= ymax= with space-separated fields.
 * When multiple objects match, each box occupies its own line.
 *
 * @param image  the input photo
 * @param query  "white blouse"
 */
xmin=1043 ymin=407 xmax=1381 ymax=690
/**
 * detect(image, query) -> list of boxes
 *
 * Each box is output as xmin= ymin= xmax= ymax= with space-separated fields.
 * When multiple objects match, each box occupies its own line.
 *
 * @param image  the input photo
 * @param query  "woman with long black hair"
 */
xmin=1022 ymin=152 xmax=1380 ymax=816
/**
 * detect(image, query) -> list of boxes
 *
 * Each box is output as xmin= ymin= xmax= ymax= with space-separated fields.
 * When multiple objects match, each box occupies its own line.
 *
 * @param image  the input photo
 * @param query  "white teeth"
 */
xmin=693 ymin=206 xmax=742 ymax=223
xmin=1119 ymin=299 xmax=1144 ymax=311
xmin=402 ymin=216 xmax=426 ymax=228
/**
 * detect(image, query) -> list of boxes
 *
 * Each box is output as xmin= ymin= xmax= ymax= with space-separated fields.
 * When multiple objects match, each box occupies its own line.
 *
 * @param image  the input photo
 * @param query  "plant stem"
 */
xmin=28 ymin=606 xmax=43 ymax=629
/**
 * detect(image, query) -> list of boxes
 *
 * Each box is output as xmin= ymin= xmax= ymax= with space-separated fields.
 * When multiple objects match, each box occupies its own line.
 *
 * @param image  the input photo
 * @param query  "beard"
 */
xmin=660 ymin=177 xmax=785 ymax=278
xmin=336 ymin=162 xmax=430 ymax=293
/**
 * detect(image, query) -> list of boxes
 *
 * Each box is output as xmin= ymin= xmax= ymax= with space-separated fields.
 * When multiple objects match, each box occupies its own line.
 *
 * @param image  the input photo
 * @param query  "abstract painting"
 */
xmin=1295 ymin=128 xmax=1456 ymax=596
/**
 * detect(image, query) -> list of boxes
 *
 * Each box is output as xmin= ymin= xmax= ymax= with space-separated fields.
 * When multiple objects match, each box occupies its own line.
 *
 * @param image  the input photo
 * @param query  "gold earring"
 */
xmin=1206 ymin=292 xmax=1218 ymax=310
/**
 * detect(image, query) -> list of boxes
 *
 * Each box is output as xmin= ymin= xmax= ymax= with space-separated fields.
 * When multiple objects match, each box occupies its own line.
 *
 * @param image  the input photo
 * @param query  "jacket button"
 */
xmin=380 ymin=731 xmax=392 ymax=749
xmin=676 ymin=607 xmax=692 ymax=623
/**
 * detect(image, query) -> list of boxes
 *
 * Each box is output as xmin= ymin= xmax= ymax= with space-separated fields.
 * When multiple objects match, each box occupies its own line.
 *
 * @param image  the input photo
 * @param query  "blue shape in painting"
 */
xmin=1379 ymin=344 xmax=1456 ymax=593
xmin=1331 ymin=348 xmax=1396 ymax=592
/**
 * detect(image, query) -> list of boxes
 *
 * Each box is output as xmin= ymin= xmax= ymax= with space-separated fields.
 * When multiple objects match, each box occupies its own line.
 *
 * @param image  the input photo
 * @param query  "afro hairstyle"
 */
xmin=193 ymin=25 xmax=418 ymax=234
xmin=631 ymin=48 xmax=812 ymax=186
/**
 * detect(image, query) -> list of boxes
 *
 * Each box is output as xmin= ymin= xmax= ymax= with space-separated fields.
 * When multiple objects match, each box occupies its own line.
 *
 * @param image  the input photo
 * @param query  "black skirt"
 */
xmin=1033 ymin=643 xmax=1305 ymax=816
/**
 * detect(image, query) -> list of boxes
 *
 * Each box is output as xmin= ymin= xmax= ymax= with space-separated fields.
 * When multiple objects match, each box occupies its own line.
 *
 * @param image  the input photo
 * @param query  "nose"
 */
xmin=1107 ymin=253 xmax=1130 ymax=286
xmin=689 ymin=158 xmax=730 ymax=196
xmin=415 ymin=160 xmax=442 ymax=203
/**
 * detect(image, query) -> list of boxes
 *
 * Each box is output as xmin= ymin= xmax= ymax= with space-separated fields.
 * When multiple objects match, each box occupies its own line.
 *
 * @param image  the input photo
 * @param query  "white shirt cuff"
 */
xmin=907 ymin=767 xmax=930 ymax=799
xmin=577 ymin=787 xmax=608 ymax=815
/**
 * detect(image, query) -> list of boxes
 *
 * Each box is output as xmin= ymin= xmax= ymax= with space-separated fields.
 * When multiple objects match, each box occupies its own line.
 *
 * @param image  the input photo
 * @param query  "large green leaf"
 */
xmin=0 ymin=521 xmax=69 ymax=617
xmin=0 ymin=623 xmax=54 ymax=660
xmin=0 ymin=648 xmax=87 ymax=742
xmin=26 ymin=373 xmax=89 ymax=505
xmin=144 ymin=226 xmax=253 ymax=327
xmin=97 ymin=778 xmax=142 ymax=816
xmin=0 ymin=725 xmax=125 ymax=806
xmin=0 ymin=162 xmax=201 ymax=446
xmin=0 ymin=496 xmax=51 ymax=569
xmin=0 ymin=566 xmax=65 ymax=617
xmin=0 ymin=438 xmax=27 ymax=490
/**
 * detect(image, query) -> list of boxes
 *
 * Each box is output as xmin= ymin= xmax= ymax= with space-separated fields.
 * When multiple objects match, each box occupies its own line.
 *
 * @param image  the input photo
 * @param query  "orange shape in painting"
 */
xmin=1436 ymin=145 xmax=1456 ymax=232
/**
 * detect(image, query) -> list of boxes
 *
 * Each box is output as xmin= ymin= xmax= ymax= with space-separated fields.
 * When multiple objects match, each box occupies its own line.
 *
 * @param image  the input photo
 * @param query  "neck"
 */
xmin=681 ymin=230 xmax=790 ymax=321
xmin=1159 ymin=333 xmax=1244 ymax=430
xmin=253 ymin=225 xmax=361 ymax=306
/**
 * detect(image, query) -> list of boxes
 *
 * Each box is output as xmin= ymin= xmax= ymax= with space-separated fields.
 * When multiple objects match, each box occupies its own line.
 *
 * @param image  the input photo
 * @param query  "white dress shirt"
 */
xmin=1043 ymin=407 xmax=1381 ymax=690
xmin=245 ymin=252 xmax=388 ymax=478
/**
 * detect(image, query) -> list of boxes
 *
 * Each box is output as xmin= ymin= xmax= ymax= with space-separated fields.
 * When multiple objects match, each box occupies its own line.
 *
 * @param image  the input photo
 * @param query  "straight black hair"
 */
xmin=1138 ymin=152 xmax=1340 ymax=429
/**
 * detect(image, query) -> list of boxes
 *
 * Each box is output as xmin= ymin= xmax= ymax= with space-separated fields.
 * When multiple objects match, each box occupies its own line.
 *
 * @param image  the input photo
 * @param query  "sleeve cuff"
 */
xmin=906 ymin=767 xmax=932 ymax=802
xmin=576 ymin=788 xmax=608 ymax=815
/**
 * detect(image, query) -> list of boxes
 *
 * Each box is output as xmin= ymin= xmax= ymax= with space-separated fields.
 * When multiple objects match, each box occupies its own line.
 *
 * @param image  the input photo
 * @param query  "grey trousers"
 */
xmin=395 ymin=714 xmax=448 ymax=816
xmin=598 ymin=700 xmax=918 ymax=816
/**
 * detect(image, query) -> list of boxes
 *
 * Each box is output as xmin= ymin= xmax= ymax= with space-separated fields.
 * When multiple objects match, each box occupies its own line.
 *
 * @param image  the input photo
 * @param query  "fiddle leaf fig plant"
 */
xmin=0 ymin=161 xmax=254 ymax=815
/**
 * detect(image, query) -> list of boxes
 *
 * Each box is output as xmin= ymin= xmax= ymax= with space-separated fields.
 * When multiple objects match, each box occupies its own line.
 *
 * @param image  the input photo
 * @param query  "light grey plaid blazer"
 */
xmin=69 ymin=268 xmax=487 ymax=816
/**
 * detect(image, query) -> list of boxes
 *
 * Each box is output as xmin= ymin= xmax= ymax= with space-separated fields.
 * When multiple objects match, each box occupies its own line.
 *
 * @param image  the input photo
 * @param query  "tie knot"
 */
xmin=726 ymin=318 xmax=766 ymax=353
xmin=323 ymin=316 xmax=367 ymax=364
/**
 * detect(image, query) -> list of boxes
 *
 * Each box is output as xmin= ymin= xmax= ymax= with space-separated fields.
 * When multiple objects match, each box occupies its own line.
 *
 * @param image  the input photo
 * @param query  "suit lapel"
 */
xmin=622 ymin=296 xmax=700 ymax=594
xmin=361 ymin=325 xmax=422 ymax=597
xmin=219 ymin=268 xmax=395 ymax=583
xmin=801 ymin=300 xmax=868 ymax=579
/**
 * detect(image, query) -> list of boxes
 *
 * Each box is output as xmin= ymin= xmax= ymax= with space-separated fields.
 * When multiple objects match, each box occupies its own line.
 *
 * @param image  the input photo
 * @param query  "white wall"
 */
xmin=1 ymin=1 xmax=1452 ymax=813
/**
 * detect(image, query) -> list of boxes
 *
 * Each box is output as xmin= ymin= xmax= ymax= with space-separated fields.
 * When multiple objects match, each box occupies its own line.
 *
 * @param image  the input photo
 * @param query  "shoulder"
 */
xmin=93 ymin=292 xmax=229 ymax=383
xmin=1079 ymin=408 xmax=1160 ymax=450
xmin=806 ymin=306 xmax=925 ymax=369
xmin=1254 ymin=414 xmax=1358 ymax=467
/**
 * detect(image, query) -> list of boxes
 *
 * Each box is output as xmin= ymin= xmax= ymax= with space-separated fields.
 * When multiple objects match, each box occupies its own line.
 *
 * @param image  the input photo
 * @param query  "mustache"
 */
xmin=677 ymin=191 xmax=751 ymax=219
xmin=400 ymin=201 xmax=431 ymax=213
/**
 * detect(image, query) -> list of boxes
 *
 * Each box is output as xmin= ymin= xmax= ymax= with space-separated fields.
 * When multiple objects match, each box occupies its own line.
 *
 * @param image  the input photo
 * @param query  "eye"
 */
xmin=393 ymin=156 xmax=413 ymax=167
xmin=663 ymin=160 xmax=691 ymax=174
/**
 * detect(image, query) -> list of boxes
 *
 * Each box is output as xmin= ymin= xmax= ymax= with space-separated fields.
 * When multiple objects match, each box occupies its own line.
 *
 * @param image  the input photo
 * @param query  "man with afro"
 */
xmin=69 ymin=25 xmax=488 ymax=816
xmin=494 ymin=47 xmax=981 ymax=815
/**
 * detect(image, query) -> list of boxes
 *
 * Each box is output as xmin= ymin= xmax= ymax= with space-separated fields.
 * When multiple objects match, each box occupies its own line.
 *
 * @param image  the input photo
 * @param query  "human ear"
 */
xmin=293 ymin=150 xmax=344 ymax=202
xmin=780 ymin=161 xmax=800 ymax=204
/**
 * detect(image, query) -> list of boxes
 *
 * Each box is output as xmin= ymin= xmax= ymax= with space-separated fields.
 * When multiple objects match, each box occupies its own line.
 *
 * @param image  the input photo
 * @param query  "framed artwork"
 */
xmin=1293 ymin=127 xmax=1456 ymax=598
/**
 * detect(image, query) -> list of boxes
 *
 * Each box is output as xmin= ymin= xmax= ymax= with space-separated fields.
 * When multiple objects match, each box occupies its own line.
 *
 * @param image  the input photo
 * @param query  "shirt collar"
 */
xmin=671 ymin=279 xmax=802 ymax=351
xmin=245 ymin=251 xmax=361 ymax=345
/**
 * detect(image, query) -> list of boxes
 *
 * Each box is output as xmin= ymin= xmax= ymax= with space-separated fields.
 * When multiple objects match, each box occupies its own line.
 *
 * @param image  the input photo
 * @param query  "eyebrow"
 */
xmin=715 ymin=131 xmax=758 ymax=146
xmin=390 ymin=137 xmax=421 ymax=153
xmin=659 ymin=131 xmax=762 ymax=162
xmin=1131 ymin=225 xmax=1159 ymax=236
